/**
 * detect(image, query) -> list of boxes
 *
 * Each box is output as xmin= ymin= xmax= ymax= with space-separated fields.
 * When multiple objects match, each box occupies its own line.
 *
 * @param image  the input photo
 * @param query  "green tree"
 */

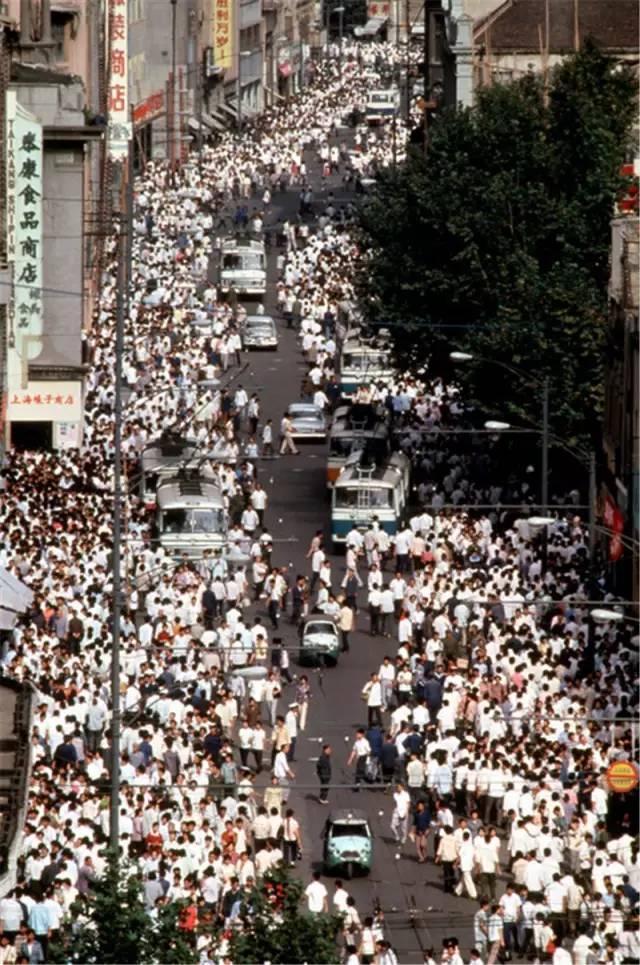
xmin=49 ymin=859 xmax=198 ymax=965
xmin=356 ymin=40 xmax=637 ymax=448
xmin=228 ymin=868 xmax=343 ymax=964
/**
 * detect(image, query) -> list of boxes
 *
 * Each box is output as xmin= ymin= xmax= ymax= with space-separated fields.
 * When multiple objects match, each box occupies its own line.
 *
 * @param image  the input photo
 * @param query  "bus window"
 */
xmin=162 ymin=508 xmax=226 ymax=534
xmin=334 ymin=488 xmax=391 ymax=509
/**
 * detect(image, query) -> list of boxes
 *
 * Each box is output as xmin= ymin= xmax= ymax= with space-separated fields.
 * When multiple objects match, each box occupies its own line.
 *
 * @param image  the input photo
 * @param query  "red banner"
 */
xmin=603 ymin=494 xmax=624 ymax=561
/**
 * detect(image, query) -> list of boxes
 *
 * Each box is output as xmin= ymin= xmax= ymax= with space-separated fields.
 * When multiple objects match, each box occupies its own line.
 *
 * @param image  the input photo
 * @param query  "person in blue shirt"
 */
xmin=27 ymin=899 xmax=51 ymax=960
xmin=412 ymin=799 xmax=432 ymax=863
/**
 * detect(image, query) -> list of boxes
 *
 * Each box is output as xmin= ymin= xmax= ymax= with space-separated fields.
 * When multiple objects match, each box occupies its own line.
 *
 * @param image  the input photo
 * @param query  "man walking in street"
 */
xmin=347 ymin=728 xmax=371 ymax=791
xmin=316 ymin=743 xmax=332 ymax=804
xmin=436 ymin=825 xmax=458 ymax=894
xmin=391 ymin=781 xmax=411 ymax=846
xmin=279 ymin=412 xmax=298 ymax=455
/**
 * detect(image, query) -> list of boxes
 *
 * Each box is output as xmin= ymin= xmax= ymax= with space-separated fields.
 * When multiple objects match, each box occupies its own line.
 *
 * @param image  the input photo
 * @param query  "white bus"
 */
xmin=140 ymin=436 xmax=199 ymax=508
xmin=327 ymin=403 xmax=390 ymax=487
xmin=156 ymin=474 xmax=228 ymax=558
xmin=331 ymin=451 xmax=411 ymax=546
xmin=365 ymin=89 xmax=399 ymax=125
xmin=339 ymin=338 xmax=395 ymax=399
xmin=219 ymin=237 xmax=266 ymax=296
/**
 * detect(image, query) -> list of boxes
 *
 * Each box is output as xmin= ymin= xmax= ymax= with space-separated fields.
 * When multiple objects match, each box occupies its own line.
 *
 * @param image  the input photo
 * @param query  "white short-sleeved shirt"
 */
xmin=305 ymin=880 xmax=328 ymax=912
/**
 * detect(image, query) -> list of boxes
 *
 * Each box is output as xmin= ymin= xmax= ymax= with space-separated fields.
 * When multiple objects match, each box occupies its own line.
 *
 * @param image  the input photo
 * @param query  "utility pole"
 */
xmin=588 ymin=450 xmax=597 ymax=564
xmin=170 ymin=0 xmax=178 ymax=178
xmin=422 ymin=0 xmax=430 ymax=153
xmin=237 ymin=55 xmax=242 ymax=133
xmin=404 ymin=0 xmax=410 ymax=123
xmin=108 ymin=105 xmax=134 ymax=863
xmin=541 ymin=375 xmax=549 ymax=510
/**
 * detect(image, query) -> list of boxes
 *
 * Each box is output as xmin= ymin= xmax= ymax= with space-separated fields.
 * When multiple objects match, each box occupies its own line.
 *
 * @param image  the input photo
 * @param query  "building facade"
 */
xmin=0 ymin=0 xmax=104 ymax=452
xmin=473 ymin=0 xmax=639 ymax=87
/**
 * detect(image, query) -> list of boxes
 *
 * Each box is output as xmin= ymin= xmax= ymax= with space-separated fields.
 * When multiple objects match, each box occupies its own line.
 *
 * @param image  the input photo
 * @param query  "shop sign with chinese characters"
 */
xmin=212 ymin=0 xmax=234 ymax=70
xmin=7 ymin=381 xmax=82 ymax=422
xmin=5 ymin=91 xmax=43 ymax=359
xmin=107 ymin=0 xmax=131 ymax=159
xmin=368 ymin=1 xmax=390 ymax=17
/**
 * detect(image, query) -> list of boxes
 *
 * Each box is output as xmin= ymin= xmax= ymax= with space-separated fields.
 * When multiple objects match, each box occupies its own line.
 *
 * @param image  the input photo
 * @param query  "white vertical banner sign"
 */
xmin=107 ymin=0 xmax=131 ymax=159
xmin=5 ymin=90 xmax=44 ymax=364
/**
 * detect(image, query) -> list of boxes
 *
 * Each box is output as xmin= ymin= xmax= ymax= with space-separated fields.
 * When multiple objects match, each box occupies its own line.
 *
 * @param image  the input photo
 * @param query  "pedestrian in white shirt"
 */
xmin=305 ymin=872 xmax=328 ymax=913
xmin=391 ymin=783 xmax=411 ymax=845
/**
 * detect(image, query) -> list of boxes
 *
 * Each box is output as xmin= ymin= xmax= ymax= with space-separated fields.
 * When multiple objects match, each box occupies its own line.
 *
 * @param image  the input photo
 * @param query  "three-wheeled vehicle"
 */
xmin=298 ymin=618 xmax=340 ymax=666
xmin=323 ymin=810 xmax=373 ymax=879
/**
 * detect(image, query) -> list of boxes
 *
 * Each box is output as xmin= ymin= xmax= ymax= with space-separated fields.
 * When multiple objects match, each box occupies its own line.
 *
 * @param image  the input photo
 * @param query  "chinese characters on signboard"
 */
xmin=212 ymin=0 xmax=234 ymax=70
xmin=5 ymin=91 xmax=43 ymax=360
xmin=133 ymin=90 xmax=164 ymax=127
xmin=107 ymin=0 xmax=131 ymax=159
xmin=368 ymin=1 xmax=390 ymax=17
xmin=6 ymin=380 xmax=82 ymax=422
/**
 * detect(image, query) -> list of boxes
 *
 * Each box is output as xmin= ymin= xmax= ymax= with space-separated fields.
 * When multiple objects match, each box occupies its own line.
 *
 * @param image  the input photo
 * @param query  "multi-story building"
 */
xmin=473 ymin=0 xmax=639 ymax=87
xmin=0 ymin=0 xmax=104 ymax=452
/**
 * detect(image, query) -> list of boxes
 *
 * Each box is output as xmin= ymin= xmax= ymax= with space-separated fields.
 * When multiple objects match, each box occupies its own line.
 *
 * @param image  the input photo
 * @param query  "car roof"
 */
xmin=289 ymin=403 xmax=321 ymax=413
xmin=329 ymin=809 xmax=369 ymax=823
xmin=245 ymin=315 xmax=274 ymax=324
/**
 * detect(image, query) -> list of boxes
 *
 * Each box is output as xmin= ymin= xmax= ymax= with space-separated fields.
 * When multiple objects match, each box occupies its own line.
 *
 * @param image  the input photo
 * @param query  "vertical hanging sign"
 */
xmin=107 ymin=0 xmax=131 ymax=159
xmin=213 ymin=0 xmax=233 ymax=70
xmin=5 ymin=90 xmax=44 ymax=362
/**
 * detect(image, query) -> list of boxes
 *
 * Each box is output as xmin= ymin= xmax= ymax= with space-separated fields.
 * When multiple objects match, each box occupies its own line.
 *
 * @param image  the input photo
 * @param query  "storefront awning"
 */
xmin=219 ymin=103 xmax=239 ymax=122
xmin=201 ymin=112 xmax=226 ymax=133
xmin=354 ymin=15 xmax=388 ymax=36
xmin=188 ymin=118 xmax=204 ymax=133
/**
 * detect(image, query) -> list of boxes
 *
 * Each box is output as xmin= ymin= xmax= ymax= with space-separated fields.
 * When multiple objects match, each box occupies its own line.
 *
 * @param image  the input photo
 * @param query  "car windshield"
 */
xmin=305 ymin=623 xmax=335 ymax=636
xmin=290 ymin=406 xmax=319 ymax=417
xmin=162 ymin=508 xmax=225 ymax=534
xmin=335 ymin=488 xmax=391 ymax=508
xmin=330 ymin=823 xmax=369 ymax=838
xmin=247 ymin=320 xmax=273 ymax=330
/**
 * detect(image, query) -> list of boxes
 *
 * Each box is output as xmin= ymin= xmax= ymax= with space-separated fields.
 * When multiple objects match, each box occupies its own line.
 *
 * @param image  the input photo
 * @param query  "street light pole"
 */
xmin=237 ymin=54 xmax=242 ymax=133
xmin=170 ymin=0 xmax=178 ymax=177
xmin=588 ymin=450 xmax=597 ymax=564
xmin=541 ymin=375 xmax=549 ymax=510
xmin=338 ymin=5 xmax=344 ymax=77
xmin=423 ymin=0 xmax=430 ymax=153
xmin=109 ymin=142 xmax=133 ymax=859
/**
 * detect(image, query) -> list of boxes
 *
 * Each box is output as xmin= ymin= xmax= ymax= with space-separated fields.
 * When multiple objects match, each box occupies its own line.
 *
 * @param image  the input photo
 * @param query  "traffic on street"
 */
xmin=0 ymin=40 xmax=637 ymax=965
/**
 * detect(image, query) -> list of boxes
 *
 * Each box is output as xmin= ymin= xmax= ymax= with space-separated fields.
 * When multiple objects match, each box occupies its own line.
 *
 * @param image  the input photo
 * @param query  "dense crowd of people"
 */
xmin=0 ymin=37 xmax=637 ymax=965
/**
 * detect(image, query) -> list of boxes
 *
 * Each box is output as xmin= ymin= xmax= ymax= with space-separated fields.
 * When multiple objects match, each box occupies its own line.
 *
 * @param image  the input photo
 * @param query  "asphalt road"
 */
xmin=218 ymin=146 xmax=479 ymax=962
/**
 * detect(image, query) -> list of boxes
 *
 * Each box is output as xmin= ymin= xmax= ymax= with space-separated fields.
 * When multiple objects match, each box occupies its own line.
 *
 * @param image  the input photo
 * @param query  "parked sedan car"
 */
xmin=323 ymin=810 xmax=373 ymax=879
xmin=299 ymin=618 xmax=340 ymax=666
xmin=242 ymin=314 xmax=278 ymax=349
xmin=286 ymin=402 xmax=327 ymax=441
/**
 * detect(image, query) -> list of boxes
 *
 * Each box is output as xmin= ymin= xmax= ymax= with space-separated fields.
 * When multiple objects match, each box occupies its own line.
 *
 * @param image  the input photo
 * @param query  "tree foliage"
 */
xmin=49 ymin=859 xmax=198 ymax=965
xmin=228 ymin=868 xmax=343 ymax=964
xmin=356 ymin=40 xmax=637 ymax=446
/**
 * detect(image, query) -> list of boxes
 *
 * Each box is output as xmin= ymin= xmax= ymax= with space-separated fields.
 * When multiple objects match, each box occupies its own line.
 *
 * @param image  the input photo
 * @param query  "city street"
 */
xmin=0 ymin=32 xmax=637 ymax=965
xmin=221 ymin=157 xmax=478 ymax=960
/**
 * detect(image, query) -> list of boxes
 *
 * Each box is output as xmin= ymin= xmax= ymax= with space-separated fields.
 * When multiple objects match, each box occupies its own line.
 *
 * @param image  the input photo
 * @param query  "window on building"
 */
xmin=129 ymin=0 xmax=146 ymax=22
